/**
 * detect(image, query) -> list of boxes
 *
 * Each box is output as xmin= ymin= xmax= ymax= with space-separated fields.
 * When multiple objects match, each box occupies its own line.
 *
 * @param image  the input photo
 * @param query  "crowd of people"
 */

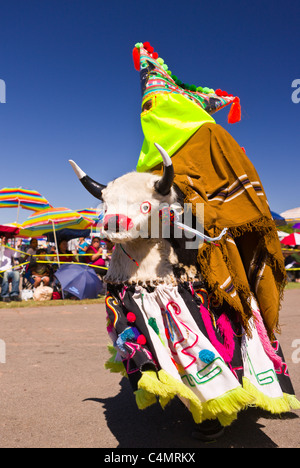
xmin=283 ymin=246 xmax=300 ymax=282
xmin=1 ymin=231 xmax=300 ymax=303
xmin=0 ymin=235 xmax=114 ymax=303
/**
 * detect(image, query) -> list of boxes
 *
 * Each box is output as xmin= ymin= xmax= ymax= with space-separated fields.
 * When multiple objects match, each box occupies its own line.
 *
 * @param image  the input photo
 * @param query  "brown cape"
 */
xmin=153 ymin=123 xmax=286 ymax=338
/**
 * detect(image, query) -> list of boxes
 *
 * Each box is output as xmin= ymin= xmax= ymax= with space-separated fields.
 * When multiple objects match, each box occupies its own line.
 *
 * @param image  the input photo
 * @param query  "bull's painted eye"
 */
xmin=140 ymin=201 xmax=151 ymax=214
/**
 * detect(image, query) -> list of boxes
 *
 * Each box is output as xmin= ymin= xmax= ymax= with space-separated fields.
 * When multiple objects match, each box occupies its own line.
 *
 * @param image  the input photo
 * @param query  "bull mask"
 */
xmin=69 ymin=143 xmax=174 ymax=201
xmin=68 ymin=160 xmax=106 ymax=201
xmin=153 ymin=143 xmax=174 ymax=196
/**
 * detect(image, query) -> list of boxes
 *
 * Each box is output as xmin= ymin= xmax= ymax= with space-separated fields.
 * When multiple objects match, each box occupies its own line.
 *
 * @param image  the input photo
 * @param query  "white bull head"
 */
xmin=69 ymin=144 xmax=203 ymax=284
xmin=69 ymin=144 xmax=176 ymax=243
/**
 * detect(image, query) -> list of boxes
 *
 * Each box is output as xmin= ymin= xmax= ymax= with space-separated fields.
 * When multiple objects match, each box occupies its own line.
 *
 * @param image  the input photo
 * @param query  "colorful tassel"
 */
xmin=228 ymin=97 xmax=241 ymax=124
xmin=135 ymin=388 xmax=157 ymax=409
xmin=132 ymin=47 xmax=140 ymax=71
xmin=148 ymin=317 xmax=160 ymax=335
xmin=105 ymin=345 xmax=127 ymax=376
xmin=120 ymin=327 xmax=135 ymax=341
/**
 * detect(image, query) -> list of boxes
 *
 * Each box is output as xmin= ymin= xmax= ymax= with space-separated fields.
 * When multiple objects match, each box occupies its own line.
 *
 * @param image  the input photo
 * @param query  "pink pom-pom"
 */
xmin=137 ymin=335 xmax=146 ymax=345
xmin=127 ymin=312 xmax=136 ymax=323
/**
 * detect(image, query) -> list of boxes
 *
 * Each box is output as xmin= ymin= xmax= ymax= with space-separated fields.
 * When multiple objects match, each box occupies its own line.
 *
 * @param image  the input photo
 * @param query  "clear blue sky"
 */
xmin=0 ymin=0 xmax=299 ymax=225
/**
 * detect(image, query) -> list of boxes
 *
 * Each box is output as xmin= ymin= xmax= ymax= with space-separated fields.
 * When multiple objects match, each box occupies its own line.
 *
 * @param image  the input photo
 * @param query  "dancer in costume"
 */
xmin=69 ymin=42 xmax=300 ymax=441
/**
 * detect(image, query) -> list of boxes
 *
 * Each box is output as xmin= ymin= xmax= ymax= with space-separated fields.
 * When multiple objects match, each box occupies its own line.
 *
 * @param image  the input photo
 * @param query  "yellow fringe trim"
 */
xmin=242 ymin=377 xmax=300 ymax=413
xmin=104 ymin=348 xmax=300 ymax=422
xmin=157 ymin=370 xmax=203 ymax=424
xmin=284 ymin=393 xmax=300 ymax=410
xmin=135 ymin=369 xmax=255 ymax=426
xmin=105 ymin=345 xmax=128 ymax=377
xmin=201 ymin=385 xmax=255 ymax=427
xmin=135 ymin=388 xmax=157 ymax=410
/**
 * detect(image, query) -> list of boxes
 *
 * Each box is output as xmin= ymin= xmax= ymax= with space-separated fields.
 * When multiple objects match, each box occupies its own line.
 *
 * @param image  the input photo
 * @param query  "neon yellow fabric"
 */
xmin=134 ymin=369 xmax=254 ymax=426
xmin=105 ymin=353 xmax=300 ymax=426
xmin=242 ymin=378 xmax=300 ymax=414
xmin=137 ymin=93 xmax=215 ymax=172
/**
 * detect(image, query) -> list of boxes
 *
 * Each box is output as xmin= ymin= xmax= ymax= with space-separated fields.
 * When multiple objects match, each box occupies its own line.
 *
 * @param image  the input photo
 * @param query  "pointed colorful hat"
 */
xmin=133 ymin=41 xmax=241 ymax=124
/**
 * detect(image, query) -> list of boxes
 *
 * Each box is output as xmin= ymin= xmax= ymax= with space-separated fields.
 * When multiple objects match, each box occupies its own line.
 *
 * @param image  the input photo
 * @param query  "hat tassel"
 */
xmin=132 ymin=47 xmax=140 ymax=71
xmin=228 ymin=97 xmax=241 ymax=124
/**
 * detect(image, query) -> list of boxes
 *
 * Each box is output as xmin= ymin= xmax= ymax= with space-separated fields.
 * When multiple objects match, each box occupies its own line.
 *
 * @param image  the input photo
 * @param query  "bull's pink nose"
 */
xmin=103 ymin=214 xmax=133 ymax=232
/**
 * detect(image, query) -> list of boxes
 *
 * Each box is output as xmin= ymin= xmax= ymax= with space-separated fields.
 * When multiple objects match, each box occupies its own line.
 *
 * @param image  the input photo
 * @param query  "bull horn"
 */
xmin=153 ymin=143 xmax=174 ymax=196
xmin=69 ymin=160 xmax=106 ymax=201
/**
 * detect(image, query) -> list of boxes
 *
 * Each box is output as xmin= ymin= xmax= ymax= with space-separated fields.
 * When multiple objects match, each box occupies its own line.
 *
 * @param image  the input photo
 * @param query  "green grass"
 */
xmin=0 ymin=296 xmax=106 ymax=309
xmin=285 ymin=282 xmax=300 ymax=290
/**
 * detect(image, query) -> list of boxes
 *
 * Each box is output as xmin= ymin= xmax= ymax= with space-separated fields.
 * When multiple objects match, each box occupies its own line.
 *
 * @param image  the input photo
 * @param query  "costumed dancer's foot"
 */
xmin=192 ymin=420 xmax=224 ymax=442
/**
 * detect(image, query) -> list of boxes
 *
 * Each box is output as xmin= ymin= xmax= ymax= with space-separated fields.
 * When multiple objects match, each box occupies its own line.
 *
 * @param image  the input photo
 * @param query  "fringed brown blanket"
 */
xmin=153 ymin=123 xmax=286 ymax=338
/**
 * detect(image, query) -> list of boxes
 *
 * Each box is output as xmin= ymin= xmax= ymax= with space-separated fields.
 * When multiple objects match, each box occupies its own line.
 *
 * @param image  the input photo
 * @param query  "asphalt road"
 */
xmin=0 ymin=290 xmax=299 ymax=448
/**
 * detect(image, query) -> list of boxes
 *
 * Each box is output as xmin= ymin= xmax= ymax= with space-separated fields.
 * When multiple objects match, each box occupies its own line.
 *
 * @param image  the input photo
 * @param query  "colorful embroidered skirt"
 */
xmin=105 ymin=281 xmax=300 ymax=426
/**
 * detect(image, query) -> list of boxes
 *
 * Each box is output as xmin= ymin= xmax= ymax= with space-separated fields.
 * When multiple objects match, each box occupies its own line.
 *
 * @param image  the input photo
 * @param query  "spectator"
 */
xmin=15 ymin=238 xmax=24 ymax=254
xmin=26 ymin=238 xmax=38 ymax=256
xmin=76 ymin=237 xmax=90 ymax=263
xmin=284 ymin=247 xmax=300 ymax=282
xmin=0 ymin=236 xmax=21 ymax=302
xmin=68 ymin=238 xmax=78 ymax=255
xmin=29 ymin=248 xmax=51 ymax=288
xmin=47 ymin=242 xmax=56 ymax=255
xmin=86 ymin=237 xmax=107 ymax=275
xmin=58 ymin=239 xmax=77 ymax=264
xmin=20 ymin=238 xmax=38 ymax=263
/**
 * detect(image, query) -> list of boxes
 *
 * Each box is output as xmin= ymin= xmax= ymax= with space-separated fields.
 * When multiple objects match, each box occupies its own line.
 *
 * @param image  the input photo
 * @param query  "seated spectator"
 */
xmin=86 ymin=237 xmax=107 ymax=275
xmin=20 ymin=238 xmax=38 ymax=263
xmin=76 ymin=237 xmax=90 ymax=263
xmin=26 ymin=238 xmax=38 ymax=256
xmin=29 ymin=248 xmax=51 ymax=288
xmin=284 ymin=247 xmax=300 ymax=282
xmin=58 ymin=239 xmax=77 ymax=264
xmin=47 ymin=242 xmax=56 ymax=254
xmin=0 ymin=236 xmax=21 ymax=302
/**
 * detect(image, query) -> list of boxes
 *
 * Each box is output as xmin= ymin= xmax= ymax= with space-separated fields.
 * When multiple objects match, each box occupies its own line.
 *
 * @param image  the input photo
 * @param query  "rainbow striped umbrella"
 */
xmin=77 ymin=208 xmax=104 ymax=236
xmin=21 ymin=207 xmax=92 ymax=236
xmin=0 ymin=187 xmax=52 ymax=224
xmin=77 ymin=208 xmax=102 ymax=222
xmin=20 ymin=208 xmax=92 ymax=265
xmin=3 ymin=222 xmax=46 ymax=239
xmin=0 ymin=187 xmax=52 ymax=212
